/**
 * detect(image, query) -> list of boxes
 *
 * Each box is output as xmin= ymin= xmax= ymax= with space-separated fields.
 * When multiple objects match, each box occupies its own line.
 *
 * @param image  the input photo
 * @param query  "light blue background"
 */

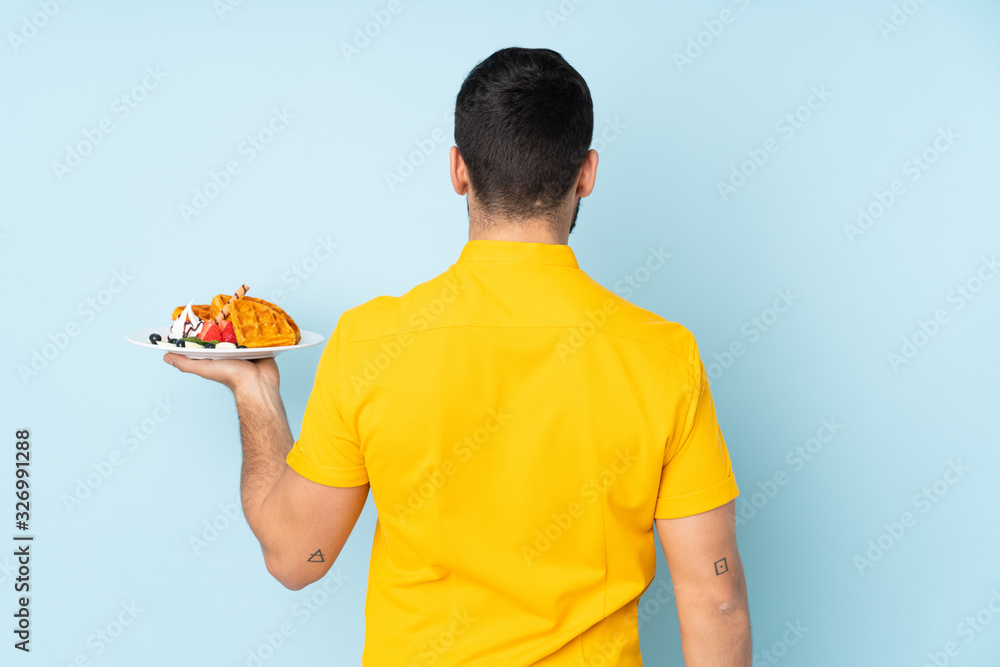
xmin=2 ymin=0 xmax=999 ymax=665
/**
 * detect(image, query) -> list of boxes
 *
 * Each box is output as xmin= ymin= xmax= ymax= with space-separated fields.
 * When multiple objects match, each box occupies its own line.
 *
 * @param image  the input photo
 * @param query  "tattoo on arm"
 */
xmin=714 ymin=557 xmax=728 ymax=575
xmin=308 ymin=549 xmax=325 ymax=563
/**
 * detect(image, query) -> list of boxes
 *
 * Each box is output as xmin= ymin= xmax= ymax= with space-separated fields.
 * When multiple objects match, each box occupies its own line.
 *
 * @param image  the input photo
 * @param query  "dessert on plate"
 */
xmin=149 ymin=285 xmax=301 ymax=350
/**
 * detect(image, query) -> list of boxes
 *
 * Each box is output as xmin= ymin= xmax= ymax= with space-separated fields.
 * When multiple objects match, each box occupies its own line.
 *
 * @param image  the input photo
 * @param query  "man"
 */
xmin=165 ymin=47 xmax=751 ymax=666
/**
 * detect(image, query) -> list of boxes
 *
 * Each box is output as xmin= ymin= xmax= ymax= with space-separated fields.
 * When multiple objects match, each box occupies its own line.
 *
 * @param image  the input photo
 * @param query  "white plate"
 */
xmin=125 ymin=326 xmax=325 ymax=360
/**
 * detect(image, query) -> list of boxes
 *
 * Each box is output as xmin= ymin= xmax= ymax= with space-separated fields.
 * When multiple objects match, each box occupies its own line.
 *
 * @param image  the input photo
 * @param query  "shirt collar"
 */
xmin=456 ymin=239 xmax=579 ymax=268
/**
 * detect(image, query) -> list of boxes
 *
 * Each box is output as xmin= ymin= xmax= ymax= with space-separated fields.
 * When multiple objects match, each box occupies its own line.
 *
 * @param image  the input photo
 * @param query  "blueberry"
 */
xmin=237 ymin=345 xmax=247 ymax=349
xmin=204 ymin=343 xmax=216 ymax=349
xmin=149 ymin=333 xmax=162 ymax=344
xmin=167 ymin=337 xmax=178 ymax=344
xmin=176 ymin=340 xmax=186 ymax=348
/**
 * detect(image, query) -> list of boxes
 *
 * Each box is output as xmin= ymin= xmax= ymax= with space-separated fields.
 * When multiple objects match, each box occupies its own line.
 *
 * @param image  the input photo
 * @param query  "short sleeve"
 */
xmin=285 ymin=324 xmax=369 ymax=487
xmin=653 ymin=336 xmax=739 ymax=519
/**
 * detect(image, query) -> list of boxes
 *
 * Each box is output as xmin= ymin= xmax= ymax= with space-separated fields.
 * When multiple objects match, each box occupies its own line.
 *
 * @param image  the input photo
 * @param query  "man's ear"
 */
xmin=450 ymin=146 xmax=469 ymax=196
xmin=576 ymin=149 xmax=599 ymax=198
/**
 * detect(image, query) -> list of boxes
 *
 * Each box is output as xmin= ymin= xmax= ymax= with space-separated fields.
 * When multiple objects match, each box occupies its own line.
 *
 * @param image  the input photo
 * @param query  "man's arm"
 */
xmin=655 ymin=500 xmax=752 ymax=666
xmin=165 ymin=353 xmax=368 ymax=591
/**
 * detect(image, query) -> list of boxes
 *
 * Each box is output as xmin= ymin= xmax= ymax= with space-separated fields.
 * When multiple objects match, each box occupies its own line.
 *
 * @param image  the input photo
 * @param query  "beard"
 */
xmin=567 ymin=197 xmax=581 ymax=236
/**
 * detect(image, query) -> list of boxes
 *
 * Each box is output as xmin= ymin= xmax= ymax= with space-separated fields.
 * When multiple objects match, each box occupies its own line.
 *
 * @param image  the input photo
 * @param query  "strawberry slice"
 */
xmin=220 ymin=321 xmax=237 ymax=344
xmin=199 ymin=322 xmax=222 ymax=342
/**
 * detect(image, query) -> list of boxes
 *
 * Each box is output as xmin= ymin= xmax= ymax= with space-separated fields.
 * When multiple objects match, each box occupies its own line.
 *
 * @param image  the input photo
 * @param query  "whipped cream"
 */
xmin=170 ymin=300 xmax=204 ymax=339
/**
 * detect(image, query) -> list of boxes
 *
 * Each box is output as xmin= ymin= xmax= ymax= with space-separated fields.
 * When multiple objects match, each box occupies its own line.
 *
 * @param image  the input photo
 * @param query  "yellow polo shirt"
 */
xmin=286 ymin=239 xmax=739 ymax=666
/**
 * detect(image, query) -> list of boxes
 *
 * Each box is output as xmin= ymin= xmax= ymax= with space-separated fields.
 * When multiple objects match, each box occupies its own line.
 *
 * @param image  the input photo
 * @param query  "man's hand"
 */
xmin=655 ymin=500 xmax=752 ymax=666
xmin=162 ymin=352 xmax=278 ymax=394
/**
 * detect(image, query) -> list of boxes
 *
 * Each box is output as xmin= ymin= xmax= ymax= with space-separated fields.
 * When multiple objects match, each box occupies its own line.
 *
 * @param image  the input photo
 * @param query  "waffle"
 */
xmin=211 ymin=294 xmax=301 ymax=345
xmin=242 ymin=297 xmax=301 ymax=344
xmin=209 ymin=294 xmax=229 ymax=320
xmin=227 ymin=298 xmax=298 ymax=347
xmin=171 ymin=304 xmax=213 ymax=321
xmin=210 ymin=285 xmax=249 ymax=324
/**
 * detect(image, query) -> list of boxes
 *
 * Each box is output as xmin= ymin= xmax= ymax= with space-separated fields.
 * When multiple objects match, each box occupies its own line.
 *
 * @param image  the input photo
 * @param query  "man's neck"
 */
xmin=468 ymin=219 xmax=568 ymax=245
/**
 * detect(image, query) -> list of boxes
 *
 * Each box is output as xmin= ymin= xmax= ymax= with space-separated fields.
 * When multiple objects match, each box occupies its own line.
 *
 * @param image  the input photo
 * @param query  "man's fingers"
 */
xmin=163 ymin=353 xmax=261 ymax=390
xmin=164 ymin=353 xmax=229 ymax=384
xmin=164 ymin=352 xmax=205 ymax=375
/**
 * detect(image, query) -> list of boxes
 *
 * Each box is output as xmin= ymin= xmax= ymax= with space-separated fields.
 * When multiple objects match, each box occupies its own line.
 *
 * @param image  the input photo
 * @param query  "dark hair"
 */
xmin=454 ymin=47 xmax=594 ymax=223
